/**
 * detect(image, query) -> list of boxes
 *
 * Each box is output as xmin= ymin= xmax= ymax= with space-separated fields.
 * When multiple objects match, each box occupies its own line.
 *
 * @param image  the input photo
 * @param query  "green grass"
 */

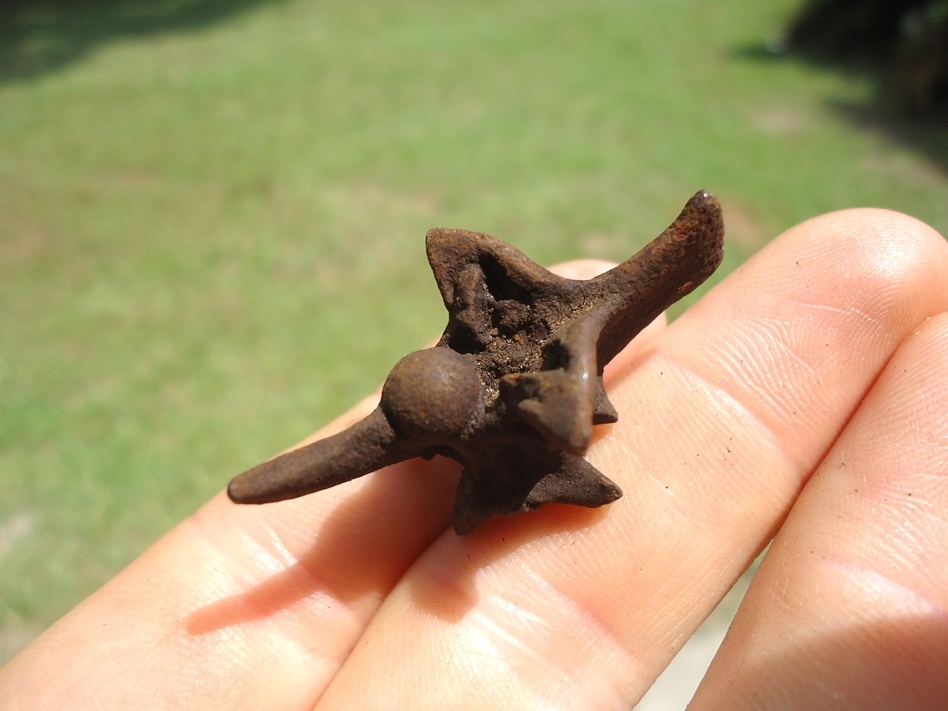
xmin=1 ymin=0 xmax=946 ymax=660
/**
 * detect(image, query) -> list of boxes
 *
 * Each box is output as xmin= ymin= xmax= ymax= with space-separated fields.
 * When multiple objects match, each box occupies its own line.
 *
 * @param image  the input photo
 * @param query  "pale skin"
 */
xmin=2 ymin=209 xmax=947 ymax=710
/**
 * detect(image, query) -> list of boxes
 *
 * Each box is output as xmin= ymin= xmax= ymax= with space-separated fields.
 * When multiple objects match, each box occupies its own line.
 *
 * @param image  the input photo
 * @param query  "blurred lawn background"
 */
xmin=1 ymin=0 xmax=946 ymax=661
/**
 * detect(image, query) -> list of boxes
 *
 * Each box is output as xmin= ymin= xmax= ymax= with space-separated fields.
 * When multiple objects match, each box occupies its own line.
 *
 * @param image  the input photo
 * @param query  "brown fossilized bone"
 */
xmin=228 ymin=190 xmax=724 ymax=533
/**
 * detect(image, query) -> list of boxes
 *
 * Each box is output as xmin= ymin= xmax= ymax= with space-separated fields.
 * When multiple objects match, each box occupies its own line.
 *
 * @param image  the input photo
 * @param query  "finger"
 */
xmin=314 ymin=210 xmax=948 ymax=709
xmin=691 ymin=312 xmax=948 ymax=709
xmin=0 ymin=403 xmax=460 ymax=708
xmin=0 ymin=259 xmax=666 ymax=709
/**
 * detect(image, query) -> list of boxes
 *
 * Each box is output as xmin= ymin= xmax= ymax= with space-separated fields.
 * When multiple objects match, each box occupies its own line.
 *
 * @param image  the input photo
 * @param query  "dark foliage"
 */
xmin=0 ymin=0 xmax=284 ymax=84
xmin=783 ymin=0 xmax=948 ymax=113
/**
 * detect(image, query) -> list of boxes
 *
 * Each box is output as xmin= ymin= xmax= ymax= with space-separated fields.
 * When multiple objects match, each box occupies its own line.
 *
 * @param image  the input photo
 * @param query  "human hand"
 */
xmin=1 ymin=209 xmax=946 ymax=709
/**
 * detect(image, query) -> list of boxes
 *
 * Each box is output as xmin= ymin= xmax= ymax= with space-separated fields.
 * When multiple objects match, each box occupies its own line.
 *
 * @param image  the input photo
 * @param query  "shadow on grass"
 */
xmin=0 ymin=0 xmax=287 ymax=85
xmin=734 ymin=42 xmax=948 ymax=176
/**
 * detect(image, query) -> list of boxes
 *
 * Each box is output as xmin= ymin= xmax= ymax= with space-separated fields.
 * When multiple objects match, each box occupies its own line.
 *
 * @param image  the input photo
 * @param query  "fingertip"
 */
xmin=773 ymin=207 xmax=948 ymax=300
xmin=550 ymin=259 xmax=619 ymax=280
xmin=794 ymin=206 xmax=944 ymax=245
